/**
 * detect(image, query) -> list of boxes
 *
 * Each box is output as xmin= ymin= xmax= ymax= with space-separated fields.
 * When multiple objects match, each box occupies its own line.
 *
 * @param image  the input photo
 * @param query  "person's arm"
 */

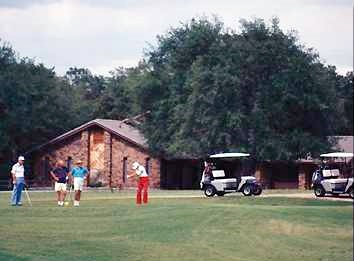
xmin=50 ymin=170 xmax=59 ymax=182
xmin=127 ymin=173 xmax=135 ymax=179
xmin=11 ymin=167 xmax=16 ymax=184
xmin=82 ymin=168 xmax=89 ymax=187
xmin=127 ymin=170 xmax=138 ymax=179
xmin=67 ymin=171 xmax=74 ymax=188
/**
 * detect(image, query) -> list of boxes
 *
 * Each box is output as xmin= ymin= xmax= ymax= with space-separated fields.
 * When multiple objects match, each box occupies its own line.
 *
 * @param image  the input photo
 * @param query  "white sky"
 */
xmin=0 ymin=0 xmax=352 ymax=76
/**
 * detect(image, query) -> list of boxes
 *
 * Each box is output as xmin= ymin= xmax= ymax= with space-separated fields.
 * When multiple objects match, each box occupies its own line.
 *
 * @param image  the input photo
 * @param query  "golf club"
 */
xmin=24 ymin=187 xmax=32 ymax=207
xmin=67 ymin=183 xmax=73 ymax=204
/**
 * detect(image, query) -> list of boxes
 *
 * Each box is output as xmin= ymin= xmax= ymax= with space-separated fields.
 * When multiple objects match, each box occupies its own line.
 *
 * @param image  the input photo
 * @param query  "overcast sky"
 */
xmin=0 ymin=0 xmax=352 ymax=76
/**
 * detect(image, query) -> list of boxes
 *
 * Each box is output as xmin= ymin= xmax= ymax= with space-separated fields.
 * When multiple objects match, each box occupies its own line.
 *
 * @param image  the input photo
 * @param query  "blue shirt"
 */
xmin=71 ymin=166 xmax=88 ymax=178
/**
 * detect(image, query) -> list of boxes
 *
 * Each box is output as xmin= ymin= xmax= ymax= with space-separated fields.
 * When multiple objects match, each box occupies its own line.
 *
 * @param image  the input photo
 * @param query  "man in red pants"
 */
xmin=129 ymin=161 xmax=149 ymax=204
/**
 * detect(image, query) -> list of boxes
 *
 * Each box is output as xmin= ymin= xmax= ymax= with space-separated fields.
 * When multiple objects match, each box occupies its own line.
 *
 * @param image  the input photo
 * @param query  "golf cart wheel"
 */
xmin=314 ymin=186 xmax=325 ymax=197
xmin=204 ymin=185 xmax=216 ymax=197
xmin=348 ymin=187 xmax=354 ymax=199
xmin=252 ymin=185 xmax=262 ymax=196
xmin=242 ymin=185 xmax=252 ymax=196
xmin=216 ymin=192 xmax=225 ymax=197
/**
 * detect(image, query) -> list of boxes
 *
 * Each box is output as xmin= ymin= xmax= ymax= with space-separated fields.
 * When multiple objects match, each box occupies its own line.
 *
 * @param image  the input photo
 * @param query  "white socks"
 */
xmin=58 ymin=200 xmax=80 ymax=206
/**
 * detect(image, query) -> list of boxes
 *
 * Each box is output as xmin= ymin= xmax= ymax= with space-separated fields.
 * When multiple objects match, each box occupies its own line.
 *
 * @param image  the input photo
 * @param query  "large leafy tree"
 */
xmin=64 ymin=67 xmax=106 ymax=123
xmin=139 ymin=18 xmax=348 ymax=160
xmin=335 ymin=71 xmax=353 ymax=135
xmin=0 ymin=17 xmax=352 ymax=164
xmin=0 ymin=40 xmax=76 ymax=160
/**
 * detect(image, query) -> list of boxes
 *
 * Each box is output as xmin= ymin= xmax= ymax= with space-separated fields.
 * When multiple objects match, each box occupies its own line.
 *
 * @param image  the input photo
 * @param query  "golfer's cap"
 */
xmin=132 ymin=162 xmax=139 ymax=170
xmin=18 ymin=156 xmax=25 ymax=161
xmin=76 ymin=160 xmax=83 ymax=164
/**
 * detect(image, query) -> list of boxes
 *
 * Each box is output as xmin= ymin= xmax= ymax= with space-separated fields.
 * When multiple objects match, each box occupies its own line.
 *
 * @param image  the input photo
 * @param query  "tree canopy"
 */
xmin=0 ymin=17 xmax=352 ymax=162
xmin=139 ymin=18 xmax=352 ymax=160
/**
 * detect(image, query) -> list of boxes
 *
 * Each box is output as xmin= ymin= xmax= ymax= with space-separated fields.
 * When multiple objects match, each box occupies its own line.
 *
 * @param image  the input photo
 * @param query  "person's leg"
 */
xmin=142 ymin=177 xmax=149 ymax=204
xmin=55 ymin=182 xmax=59 ymax=205
xmin=73 ymin=178 xmax=80 ymax=206
xmin=62 ymin=190 xmax=67 ymax=202
xmin=136 ymin=178 xmax=143 ymax=204
xmin=10 ymin=183 xmax=17 ymax=205
xmin=57 ymin=191 xmax=61 ymax=205
xmin=74 ymin=190 xmax=81 ymax=206
xmin=16 ymin=181 xmax=24 ymax=205
xmin=60 ymin=183 xmax=67 ymax=204
xmin=76 ymin=190 xmax=81 ymax=201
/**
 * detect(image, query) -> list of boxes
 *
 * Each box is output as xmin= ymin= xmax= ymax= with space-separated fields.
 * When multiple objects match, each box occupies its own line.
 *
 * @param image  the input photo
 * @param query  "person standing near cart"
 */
xmin=69 ymin=160 xmax=88 ymax=207
xmin=50 ymin=160 xmax=69 ymax=206
xmin=10 ymin=156 xmax=26 ymax=206
xmin=129 ymin=161 xmax=149 ymax=205
xmin=201 ymin=160 xmax=213 ymax=184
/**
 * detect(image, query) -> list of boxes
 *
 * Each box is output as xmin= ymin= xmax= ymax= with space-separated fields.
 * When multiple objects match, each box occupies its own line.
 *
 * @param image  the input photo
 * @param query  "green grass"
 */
xmin=0 ymin=191 xmax=352 ymax=261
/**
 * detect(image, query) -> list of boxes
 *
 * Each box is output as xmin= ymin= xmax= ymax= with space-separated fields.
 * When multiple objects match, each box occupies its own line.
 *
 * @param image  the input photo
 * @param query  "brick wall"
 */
xmin=255 ymin=163 xmax=272 ymax=189
xmin=32 ymin=128 xmax=161 ymax=188
xmin=102 ymin=131 xmax=112 ymax=186
xmin=298 ymin=164 xmax=315 ymax=190
xmin=110 ymin=135 xmax=160 ymax=189
xmin=33 ymin=132 xmax=89 ymax=186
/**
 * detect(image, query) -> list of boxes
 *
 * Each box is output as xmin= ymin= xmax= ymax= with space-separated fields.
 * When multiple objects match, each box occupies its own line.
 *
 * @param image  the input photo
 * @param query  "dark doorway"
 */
xmin=161 ymin=159 xmax=201 ymax=189
xmin=269 ymin=161 xmax=298 ymax=189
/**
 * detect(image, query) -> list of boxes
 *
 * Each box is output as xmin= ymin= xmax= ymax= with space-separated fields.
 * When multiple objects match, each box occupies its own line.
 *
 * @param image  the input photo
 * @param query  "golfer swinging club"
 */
xmin=10 ymin=156 xmax=26 ymax=206
xmin=69 ymin=160 xmax=88 ymax=207
xmin=128 ymin=161 xmax=149 ymax=205
xmin=50 ymin=160 xmax=69 ymax=206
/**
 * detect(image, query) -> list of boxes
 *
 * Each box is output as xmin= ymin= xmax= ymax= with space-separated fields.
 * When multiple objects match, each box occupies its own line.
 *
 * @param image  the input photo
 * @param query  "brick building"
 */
xmin=255 ymin=136 xmax=353 ymax=189
xmin=28 ymin=119 xmax=353 ymax=190
xmin=29 ymin=119 xmax=162 ymax=188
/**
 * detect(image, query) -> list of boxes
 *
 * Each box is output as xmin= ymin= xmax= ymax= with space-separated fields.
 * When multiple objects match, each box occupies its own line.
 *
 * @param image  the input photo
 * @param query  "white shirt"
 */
xmin=135 ymin=165 xmax=148 ymax=177
xmin=11 ymin=163 xmax=24 ymax=178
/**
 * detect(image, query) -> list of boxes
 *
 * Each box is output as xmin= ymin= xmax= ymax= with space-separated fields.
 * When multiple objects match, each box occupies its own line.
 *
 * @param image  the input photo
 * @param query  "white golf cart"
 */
xmin=312 ymin=152 xmax=353 ymax=199
xmin=200 ymin=153 xmax=262 ymax=197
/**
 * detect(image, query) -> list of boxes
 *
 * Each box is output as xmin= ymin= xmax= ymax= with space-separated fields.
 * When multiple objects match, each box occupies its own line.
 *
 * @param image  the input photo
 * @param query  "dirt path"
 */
xmin=261 ymin=193 xmax=353 ymax=202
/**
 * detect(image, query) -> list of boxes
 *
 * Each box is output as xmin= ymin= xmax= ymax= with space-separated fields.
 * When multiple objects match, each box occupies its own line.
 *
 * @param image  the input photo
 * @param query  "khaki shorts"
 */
xmin=55 ymin=182 xmax=67 ymax=192
xmin=74 ymin=178 xmax=84 ymax=191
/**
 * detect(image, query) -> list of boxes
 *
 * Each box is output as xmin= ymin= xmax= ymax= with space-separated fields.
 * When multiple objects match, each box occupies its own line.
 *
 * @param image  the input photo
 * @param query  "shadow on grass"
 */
xmin=219 ymin=196 xmax=353 ymax=207
xmin=0 ymin=251 xmax=30 ymax=261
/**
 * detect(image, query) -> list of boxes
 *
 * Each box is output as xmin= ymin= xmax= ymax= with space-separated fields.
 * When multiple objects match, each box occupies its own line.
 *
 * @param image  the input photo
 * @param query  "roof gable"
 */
xmin=27 ymin=119 xmax=147 ymax=153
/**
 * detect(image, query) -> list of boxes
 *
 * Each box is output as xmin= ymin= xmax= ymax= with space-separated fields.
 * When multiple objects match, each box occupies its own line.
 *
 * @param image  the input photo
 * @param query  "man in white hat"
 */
xmin=128 ymin=161 xmax=149 ymax=204
xmin=10 ymin=156 xmax=26 ymax=206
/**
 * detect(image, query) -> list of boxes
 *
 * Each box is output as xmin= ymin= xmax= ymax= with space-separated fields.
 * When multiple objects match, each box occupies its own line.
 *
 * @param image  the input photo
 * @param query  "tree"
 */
xmin=334 ymin=71 xmax=353 ymax=135
xmin=0 ymin=40 xmax=77 ymax=160
xmin=64 ymin=67 xmax=107 ymax=122
xmin=137 ymin=17 xmax=346 ymax=160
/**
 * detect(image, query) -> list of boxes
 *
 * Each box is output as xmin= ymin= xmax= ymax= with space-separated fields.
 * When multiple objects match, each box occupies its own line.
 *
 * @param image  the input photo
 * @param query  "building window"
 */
xmin=123 ymin=157 xmax=128 ymax=183
xmin=67 ymin=157 xmax=72 ymax=171
xmin=145 ymin=158 xmax=151 ymax=175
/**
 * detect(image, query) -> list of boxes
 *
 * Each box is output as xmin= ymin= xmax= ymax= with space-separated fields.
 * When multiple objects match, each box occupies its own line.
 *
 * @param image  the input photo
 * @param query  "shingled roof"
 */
xmin=28 ymin=119 xmax=148 ymax=153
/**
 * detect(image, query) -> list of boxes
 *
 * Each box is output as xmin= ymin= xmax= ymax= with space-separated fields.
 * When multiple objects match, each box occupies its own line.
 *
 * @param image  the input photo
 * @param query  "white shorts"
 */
xmin=74 ymin=178 xmax=84 ymax=191
xmin=55 ymin=182 xmax=67 ymax=192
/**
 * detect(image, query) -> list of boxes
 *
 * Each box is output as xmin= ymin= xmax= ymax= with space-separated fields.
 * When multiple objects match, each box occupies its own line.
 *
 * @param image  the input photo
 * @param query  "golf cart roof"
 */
xmin=210 ymin=153 xmax=250 ymax=158
xmin=320 ymin=152 xmax=354 ymax=158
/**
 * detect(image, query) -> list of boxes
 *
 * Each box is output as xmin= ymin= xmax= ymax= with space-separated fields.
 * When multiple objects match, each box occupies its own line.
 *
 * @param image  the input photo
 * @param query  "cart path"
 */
xmin=0 ymin=190 xmax=352 ymax=202
xmin=261 ymin=193 xmax=353 ymax=202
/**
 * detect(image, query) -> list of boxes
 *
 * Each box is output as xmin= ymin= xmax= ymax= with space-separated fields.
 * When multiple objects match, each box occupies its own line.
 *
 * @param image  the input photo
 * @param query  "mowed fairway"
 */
xmin=0 ymin=191 xmax=352 ymax=261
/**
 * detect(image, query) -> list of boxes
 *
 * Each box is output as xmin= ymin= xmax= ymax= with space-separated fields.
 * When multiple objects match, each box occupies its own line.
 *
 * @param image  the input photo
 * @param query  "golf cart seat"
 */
xmin=212 ymin=170 xmax=226 ymax=178
xmin=322 ymin=169 xmax=340 ymax=178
